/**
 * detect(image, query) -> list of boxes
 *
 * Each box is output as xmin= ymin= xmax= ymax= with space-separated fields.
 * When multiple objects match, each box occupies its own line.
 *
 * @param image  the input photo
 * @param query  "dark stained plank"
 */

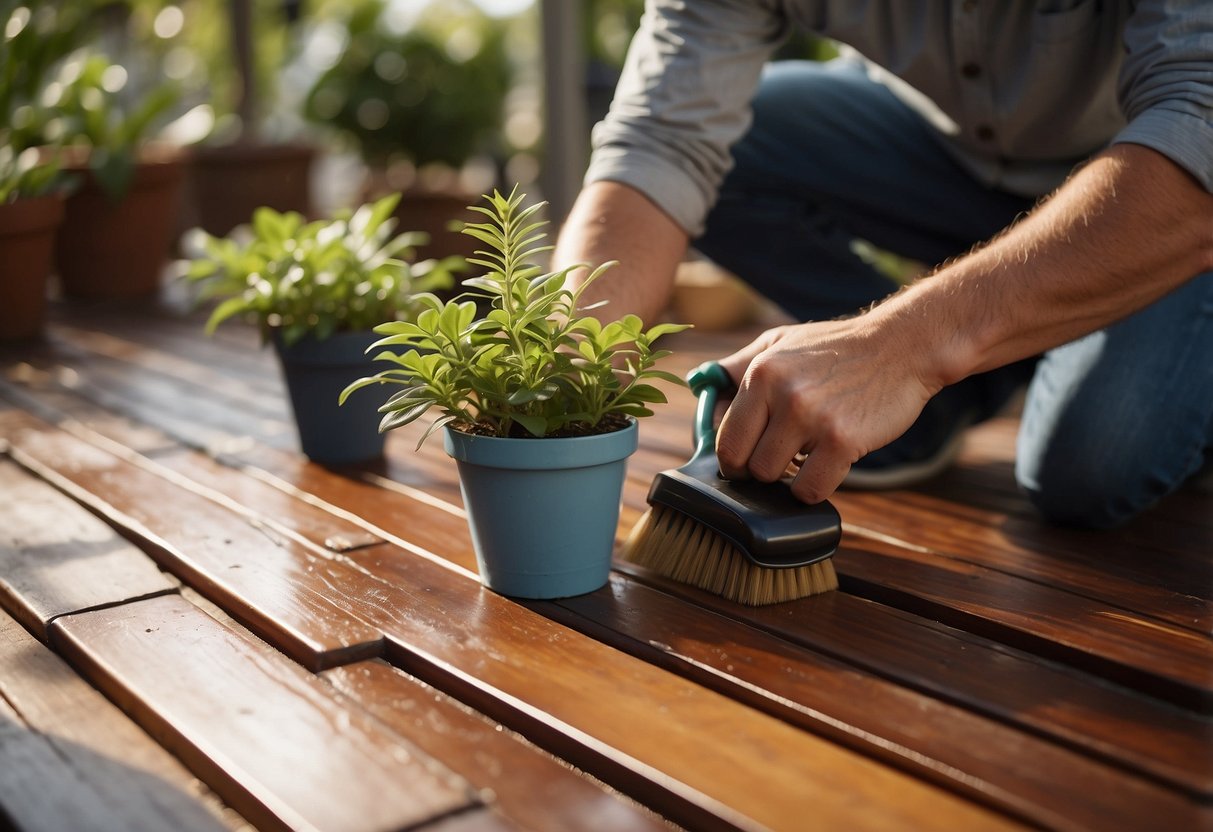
xmin=49 ymin=594 xmax=479 ymax=832
xmin=945 ymin=417 xmax=1213 ymax=542
xmin=2 ymin=334 xmax=294 ymax=454
xmin=1 ymin=410 xmax=384 ymax=670
xmin=833 ymin=535 xmax=1213 ymax=711
xmin=831 ymin=425 xmax=1213 ymax=631
xmin=540 ymin=573 xmax=1211 ymax=827
xmin=50 ymin=316 xmax=284 ymax=395
xmin=0 ymin=459 xmax=178 ymax=639
xmin=0 ymin=365 xmax=178 ymax=456
xmin=0 ymin=610 xmax=241 ymax=832
xmin=159 ymin=439 xmax=1024 ymax=827
xmin=342 ymin=547 xmax=1023 ymax=831
xmin=613 ymin=561 xmax=1213 ymax=802
xmin=322 ymin=661 xmax=671 ymax=832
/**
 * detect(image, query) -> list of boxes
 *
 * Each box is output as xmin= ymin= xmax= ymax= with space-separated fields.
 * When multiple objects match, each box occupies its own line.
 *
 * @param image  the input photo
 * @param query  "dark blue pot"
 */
xmin=444 ymin=419 xmax=639 ymax=599
xmin=273 ymin=330 xmax=385 ymax=465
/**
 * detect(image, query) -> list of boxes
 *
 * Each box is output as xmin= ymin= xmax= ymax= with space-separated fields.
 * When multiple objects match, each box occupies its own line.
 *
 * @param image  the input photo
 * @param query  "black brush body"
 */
xmin=646 ymin=361 xmax=842 ymax=569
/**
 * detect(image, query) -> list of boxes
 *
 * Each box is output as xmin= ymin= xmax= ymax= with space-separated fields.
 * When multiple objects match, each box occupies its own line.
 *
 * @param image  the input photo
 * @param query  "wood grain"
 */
xmin=50 ymin=594 xmax=479 ymax=832
xmin=833 ymin=472 xmax=1213 ymax=631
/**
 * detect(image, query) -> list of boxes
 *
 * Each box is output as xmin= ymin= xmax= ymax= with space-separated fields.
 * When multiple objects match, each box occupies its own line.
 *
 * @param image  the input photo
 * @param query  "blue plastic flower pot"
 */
xmin=273 ymin=330 xmax=386 ymax=465
xmin=444 ymin=419 xmax=639 ymax=599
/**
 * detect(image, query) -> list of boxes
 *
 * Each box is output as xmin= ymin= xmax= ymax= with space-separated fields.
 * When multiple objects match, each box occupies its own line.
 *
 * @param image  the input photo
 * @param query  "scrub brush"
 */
xmin=621 ymin=361 xmax=841 ymax=605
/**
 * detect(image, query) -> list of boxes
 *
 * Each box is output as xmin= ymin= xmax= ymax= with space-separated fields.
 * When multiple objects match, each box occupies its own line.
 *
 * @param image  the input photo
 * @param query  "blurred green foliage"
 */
xmin=303 ymin=0 xmax=511 ymax=169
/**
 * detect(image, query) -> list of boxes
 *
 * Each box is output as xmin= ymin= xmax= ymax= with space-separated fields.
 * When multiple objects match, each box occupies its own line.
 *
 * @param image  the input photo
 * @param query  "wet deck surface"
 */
xmin=1 ymin=296 xmax=1210 ymax=832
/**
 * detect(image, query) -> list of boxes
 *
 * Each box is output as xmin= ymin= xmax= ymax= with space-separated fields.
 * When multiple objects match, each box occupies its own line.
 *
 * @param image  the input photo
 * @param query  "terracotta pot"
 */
xmin=361 ymin=176 xmax=480 ymax=264
xmin=184 ymin=142 xmax=315 ymax=237
xmin=0 ymin=195 xmax=65 ymax=341
xmin=55 ymin=150 xmax=186 ymax=299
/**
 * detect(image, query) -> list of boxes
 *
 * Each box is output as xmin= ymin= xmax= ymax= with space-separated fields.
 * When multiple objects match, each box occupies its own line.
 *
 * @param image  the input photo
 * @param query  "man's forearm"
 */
xmin=553 ymin=181 xmax=690 ymax=324
xmin=872 ymin=144 xmax=1213 ymax=391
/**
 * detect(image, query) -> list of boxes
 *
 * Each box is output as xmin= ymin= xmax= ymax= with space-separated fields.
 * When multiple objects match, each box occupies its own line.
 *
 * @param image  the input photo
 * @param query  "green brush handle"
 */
xmin=687 ymin=361 xmax=734 ymax=458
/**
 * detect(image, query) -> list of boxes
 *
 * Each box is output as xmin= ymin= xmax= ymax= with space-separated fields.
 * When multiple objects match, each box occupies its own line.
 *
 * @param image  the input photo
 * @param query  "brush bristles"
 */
xmin=621 ymin=505 xmax=838 ymax=605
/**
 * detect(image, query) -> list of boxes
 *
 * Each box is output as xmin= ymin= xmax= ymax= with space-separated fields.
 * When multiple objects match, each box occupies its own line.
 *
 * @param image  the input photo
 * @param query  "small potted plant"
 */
xmin=0 ymin=144 xmax=66 ymax=341
xmin=40 ymin=53 xmax=185 ymax=298
xmin=182 ymin=193 xmax=458 ymax=464
xmin=342 ymin=188 xmax=688 ymax=599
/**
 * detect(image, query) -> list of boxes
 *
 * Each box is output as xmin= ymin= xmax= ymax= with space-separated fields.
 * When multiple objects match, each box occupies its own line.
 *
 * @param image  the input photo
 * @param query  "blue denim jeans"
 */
xmin=694 ymin=60 xmax=1213 ymax=528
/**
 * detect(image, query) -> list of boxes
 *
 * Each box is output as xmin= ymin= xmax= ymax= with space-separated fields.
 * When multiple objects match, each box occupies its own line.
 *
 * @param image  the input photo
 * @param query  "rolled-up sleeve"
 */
xmin=584 ymin=0 xmax=788 ymax=235
xmin=1114 ymin=0 xmax=1213 ymax=193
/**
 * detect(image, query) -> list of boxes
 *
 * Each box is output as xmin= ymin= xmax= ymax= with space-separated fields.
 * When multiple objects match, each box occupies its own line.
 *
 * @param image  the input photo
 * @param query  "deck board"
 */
xmin=49 ymin=594 xmax=479 ymax=832
xmin=1 ymin=299 xmax=1210 ymax=832
xmin=2 ymin=411 xmax=386 ymax=669
xmin=541 ymin=574 xmax=1207 ymax=827
xmin=0 ymin=609 xmax=244 ymax=832
xmin=321 ymin=660 xmax=670 ymax=832
xmin=0 ymin=459 xmax=178 ymax=639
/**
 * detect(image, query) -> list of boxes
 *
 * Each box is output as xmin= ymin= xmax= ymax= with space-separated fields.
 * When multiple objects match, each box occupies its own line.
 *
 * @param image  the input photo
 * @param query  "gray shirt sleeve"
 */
xmin=584 ymin=0 xmax=788 ymax=236
xmin=1113 ymin=0 xmax=1213 ymax=193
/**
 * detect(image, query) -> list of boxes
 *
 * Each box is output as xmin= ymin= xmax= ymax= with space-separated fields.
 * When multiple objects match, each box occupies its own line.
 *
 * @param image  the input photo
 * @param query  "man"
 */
xmin=552 ymin=0 xmax=1213 ymax=529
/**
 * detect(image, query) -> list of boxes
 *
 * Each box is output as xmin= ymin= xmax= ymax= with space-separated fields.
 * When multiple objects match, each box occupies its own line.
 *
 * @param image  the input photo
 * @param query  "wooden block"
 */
xmin=544 ymin=573 xmax=1211 ymax=827
xmin=3 ymin=411 xmax=383 ymax=670
xmin=0 ymin=610 xmax=241 ymax=832
xmin=177 ymin=446 xmax=480 ymax=575
xmin=2 ymin=333 xmax=293 ymax=453
xmin=411 ymin=809 xmax=517 ymax=832
xmin=50 ymin=594 xmax=479 ymax=832
xmin=0 ymin=459 xmax=178 ymax=639
xmin=323 ymin=661 xmax=669 ymax=832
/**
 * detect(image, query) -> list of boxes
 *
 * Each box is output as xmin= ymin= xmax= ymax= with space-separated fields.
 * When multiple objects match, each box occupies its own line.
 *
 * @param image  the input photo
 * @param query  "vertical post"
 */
xmin=539 ymin=0 xmax=587 ymax=227
xmin=231 ymin=0 xmax=256 ymax=139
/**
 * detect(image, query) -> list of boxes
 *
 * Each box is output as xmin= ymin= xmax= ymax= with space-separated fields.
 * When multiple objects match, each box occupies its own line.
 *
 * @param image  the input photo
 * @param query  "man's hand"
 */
xmin=715 ymin=317 xmax=939 ymax=503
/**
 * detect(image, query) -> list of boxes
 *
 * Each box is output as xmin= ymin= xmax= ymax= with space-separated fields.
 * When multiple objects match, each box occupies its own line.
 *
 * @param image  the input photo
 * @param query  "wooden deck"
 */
xmin=1 ymin=295 xmax=1210 ymax=832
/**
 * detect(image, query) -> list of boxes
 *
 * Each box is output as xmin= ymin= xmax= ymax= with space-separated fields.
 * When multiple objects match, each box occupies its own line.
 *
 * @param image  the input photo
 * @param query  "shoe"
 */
xmin=843 ymin=400 xmax=976 ymax=490
xmin=843 ymin=358 xmax=1037 ymax=491
xmin=1186 ymin=456 xmax=1213 ymax=495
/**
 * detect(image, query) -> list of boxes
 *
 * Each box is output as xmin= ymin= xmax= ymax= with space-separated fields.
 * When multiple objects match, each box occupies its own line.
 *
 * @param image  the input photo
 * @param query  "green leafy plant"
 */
xmin=182 ymin=193 xmax=459 ymax=346
xmin=303 ymin=0 xmax=511 ymax=169
xmin=36 ymin=53 xmax=181 ymax=199
xmin=342 ymin=188 xmax=689 ymax=444
xmin=0 ymin=145 xmax=63 ymax=204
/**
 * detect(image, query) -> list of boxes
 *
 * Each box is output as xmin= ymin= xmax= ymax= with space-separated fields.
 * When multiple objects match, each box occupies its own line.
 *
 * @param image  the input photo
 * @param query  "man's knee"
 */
xmin=1015 ymin=451 xmax=1136 ymax=529
xmin=1014 ymin=407 xmax=1180 ymax=530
